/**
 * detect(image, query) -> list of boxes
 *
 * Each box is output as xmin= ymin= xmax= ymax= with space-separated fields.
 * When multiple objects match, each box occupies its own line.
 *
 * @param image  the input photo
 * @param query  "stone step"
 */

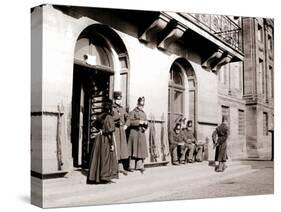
xmin=42 ymin=162 xmax=253 ymax=208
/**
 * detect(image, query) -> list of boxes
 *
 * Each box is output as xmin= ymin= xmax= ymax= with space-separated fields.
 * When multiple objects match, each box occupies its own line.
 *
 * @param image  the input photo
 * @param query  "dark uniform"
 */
xmin=212 ymin=116 xmax=229 ymax=172
xmin=169 ymin=127 xmax=187 ymax=164
xmin=112 ymin=101 xmax=129 ymax=173
xmin=182 ymin=128 xmax=196 ymax=162
xmin=127 ymin=97 xmax=148 ymax=172
xmin=87 ymin=100 xmax=118 ymax=183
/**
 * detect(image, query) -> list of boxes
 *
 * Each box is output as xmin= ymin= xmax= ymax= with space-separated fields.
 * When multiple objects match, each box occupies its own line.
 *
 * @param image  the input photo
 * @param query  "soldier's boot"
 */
xmin=187 ymin=144 xmax=195 ymax=163
xmin=136 ymin=159 xmax=145 ymax=174
xmin=180 ymin=146 xmax=187 ymax=164
xmin=180 ymin=160 xmax=186 ymax=164
xmin=216 ymin=162 xmax=224 ymax=172
xmin=171 ymin=146 xmax=179 ymax=165
xmin=128 ymin=158 xmax=136 ymax=172
xmin=222 ymin=162 xmax=227 ymax=171
xmin=195 ymin=146 xmax=203 ymax=162
xmin=119 ymin=162 xmax=128 ymax=176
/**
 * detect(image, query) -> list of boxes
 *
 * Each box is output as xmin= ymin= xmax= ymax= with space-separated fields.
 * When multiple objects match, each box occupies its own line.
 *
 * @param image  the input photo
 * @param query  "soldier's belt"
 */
xmin=115 ymin=123 xmax=123 ymax=127
xmin=130 ymin=126 xmax=142 ymax=130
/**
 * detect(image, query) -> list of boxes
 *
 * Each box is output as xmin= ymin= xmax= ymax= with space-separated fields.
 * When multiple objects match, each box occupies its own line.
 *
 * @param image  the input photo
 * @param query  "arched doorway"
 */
xmin=71 ymin=25 xmax=129 ymax=168
xmin=168 ymin=58 xmax=197 ymax=136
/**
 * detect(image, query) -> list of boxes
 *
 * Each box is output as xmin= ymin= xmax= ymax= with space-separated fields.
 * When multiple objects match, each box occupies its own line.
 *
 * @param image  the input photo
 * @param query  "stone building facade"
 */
xmin=217 ymin=17 xmax=274 ymax=160
xmin=31 ymin=4 xmax=273 ymax=178
xmin=242 ymin=17 xmax=274 ymax=160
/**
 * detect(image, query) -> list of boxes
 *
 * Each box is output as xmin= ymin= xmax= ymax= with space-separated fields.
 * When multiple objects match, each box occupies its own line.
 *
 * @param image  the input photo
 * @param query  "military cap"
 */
xmin=137 ymin=96 xmax=145 ymax=106
xmin=174 ymin=123 xmax=181 ymax=130
xmin=113 ymin=91 xmax=122 ymax=100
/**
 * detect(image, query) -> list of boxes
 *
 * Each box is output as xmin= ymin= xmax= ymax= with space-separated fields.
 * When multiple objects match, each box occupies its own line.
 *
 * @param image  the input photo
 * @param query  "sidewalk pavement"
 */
xmin=33 ymin=160 xmax=273 ymax=208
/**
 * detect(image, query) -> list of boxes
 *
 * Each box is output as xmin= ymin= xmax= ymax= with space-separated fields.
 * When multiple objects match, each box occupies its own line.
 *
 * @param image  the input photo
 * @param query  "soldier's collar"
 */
xmin=113 ymin=103 xmax=120 ymax=108
xmin=134 ymin=107 xmax=143 ymax=112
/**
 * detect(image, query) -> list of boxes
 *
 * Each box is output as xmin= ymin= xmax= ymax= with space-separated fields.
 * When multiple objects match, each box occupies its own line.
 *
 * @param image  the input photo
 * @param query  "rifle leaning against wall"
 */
xmin=160 ymin=113 xmax=169 ymax=161
xmin=56 ymin=104 xmax=64 ymax=170
xmin=149 ymin=114 xmax=158 ymax=162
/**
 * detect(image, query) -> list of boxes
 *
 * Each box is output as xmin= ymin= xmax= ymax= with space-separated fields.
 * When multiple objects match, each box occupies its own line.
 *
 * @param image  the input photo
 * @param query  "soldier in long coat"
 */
xmin=169 ymin=123 xmax=187 ymax=165
xmin=87 ymin=99 xmax=118 ymax=184
xmin=112 ymin=91 xmax=129 ymax=176
xmin=127 ymin=97 xmax=148 ymax=173
xmin=212 ymin=115 xmax=229 ymax=172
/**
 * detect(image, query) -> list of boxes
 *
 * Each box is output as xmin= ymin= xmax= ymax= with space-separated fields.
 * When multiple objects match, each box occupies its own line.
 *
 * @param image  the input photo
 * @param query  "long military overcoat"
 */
xmin=213 ymin=123 xmax=229 ymax=162
xmin=127 ymin=107 xmax=148 ymax=159
xmin=87 ymin=113 xmax=118 ymax=183
xmin=112 ymin=103 xmax=129 ymax=160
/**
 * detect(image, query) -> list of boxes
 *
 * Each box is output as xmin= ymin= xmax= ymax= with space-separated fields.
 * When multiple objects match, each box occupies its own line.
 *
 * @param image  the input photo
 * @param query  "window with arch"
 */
xmin=168 ymin=62 xmax=185 ymax=127
xmin=74 ymin=36 xmax=114 ymax=69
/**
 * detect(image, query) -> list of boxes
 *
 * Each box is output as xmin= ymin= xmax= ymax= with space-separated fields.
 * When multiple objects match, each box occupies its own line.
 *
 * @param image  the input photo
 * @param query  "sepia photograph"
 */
xmin=31 ymin=3 xmax=274 ymax=208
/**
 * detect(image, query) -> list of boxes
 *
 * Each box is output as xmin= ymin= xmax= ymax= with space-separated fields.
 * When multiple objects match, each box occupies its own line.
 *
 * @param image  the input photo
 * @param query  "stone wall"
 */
xmin=242 ymin=17 xmax=274 ymax=160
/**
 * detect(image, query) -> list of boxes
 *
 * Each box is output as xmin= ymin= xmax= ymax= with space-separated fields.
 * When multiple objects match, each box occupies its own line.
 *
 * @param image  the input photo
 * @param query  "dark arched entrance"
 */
xmin=71 ymin=25 xmax=129 ymax=168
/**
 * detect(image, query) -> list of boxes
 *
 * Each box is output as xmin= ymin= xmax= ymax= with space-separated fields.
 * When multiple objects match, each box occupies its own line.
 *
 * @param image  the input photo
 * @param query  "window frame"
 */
xmin=168 ymin=63 xmax=185 ymax=126
xmin=263 ymin=112 xmax=269 ymax=136
xmin=238 ymin=109 xmax=245 ymax=135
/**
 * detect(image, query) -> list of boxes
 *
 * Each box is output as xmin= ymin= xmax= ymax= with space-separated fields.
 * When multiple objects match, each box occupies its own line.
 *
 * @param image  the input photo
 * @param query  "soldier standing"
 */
xmin=87 ymin=99 xmax=118 ymax=184
xmin=127 ymin=97 xmax=148 ymax=173
xmin=212 ymin=115 xmax=229 ymax=172
xmin=112 ymin=91 xmax=129 ymax=176
xmin=169 ymin=123 xmax=187 ymax=165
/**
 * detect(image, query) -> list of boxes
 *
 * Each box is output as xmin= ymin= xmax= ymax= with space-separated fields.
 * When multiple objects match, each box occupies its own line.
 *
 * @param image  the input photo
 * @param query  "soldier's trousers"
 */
xmin=129 ymin=157 xmax=144 ymax=170
xmin=171 ymin=145 xmax=187 ymax=162
xmin=195 ymin=145 xmax=203 ymax=161
xmin=118 ymin=159 xmax=127 ymax=171
xmin=185 ymin=143 xmax=195 ymax=161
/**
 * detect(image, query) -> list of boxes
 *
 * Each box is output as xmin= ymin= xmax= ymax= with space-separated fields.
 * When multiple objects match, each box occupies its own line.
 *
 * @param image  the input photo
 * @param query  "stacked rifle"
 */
xmin=57 ymin=104 xmax=64 ymax=170
xmin=148 ymin=113 xmax=170 ymax=162
xmin=149 ymin=114 xmax=159 ymax=162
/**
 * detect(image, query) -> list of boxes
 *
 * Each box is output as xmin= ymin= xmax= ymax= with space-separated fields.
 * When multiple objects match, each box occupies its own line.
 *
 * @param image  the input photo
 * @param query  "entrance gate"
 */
xmin=72 ymin=64 xmax=113 ymax=168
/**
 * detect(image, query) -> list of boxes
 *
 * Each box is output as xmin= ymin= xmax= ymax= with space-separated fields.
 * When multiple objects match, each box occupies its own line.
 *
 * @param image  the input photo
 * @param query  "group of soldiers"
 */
xmin=169 ymin=116 xmax=229 ymax=172
xmin=86 ymin=92 xmax=229 ymax=184
xmin=87 ymin=92 xmax=149 ymax=184
xmin=169 ymin=119 xmax=205 ymax=165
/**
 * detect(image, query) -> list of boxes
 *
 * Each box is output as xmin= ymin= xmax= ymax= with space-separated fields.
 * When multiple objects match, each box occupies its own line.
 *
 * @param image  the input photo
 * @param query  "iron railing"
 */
xmin=179 ymin=13 xmax=243 ymax=52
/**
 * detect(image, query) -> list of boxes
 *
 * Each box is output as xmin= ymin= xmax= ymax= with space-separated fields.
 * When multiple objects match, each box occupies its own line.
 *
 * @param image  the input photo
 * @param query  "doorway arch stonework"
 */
xmin=168 ymin=58 xmax=198 ymax=137
xmin=71 ymin=24 xmax=129 ymax=168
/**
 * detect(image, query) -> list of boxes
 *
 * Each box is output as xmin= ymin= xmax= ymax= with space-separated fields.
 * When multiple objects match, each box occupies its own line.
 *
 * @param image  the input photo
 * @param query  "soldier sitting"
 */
xmin=181 ymin=120 xmax=196 ymax=163
xmin=169 ymin=123 xmax=187 ymax=165
xmin=184 ymin=120 xmax=206 ymax=162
